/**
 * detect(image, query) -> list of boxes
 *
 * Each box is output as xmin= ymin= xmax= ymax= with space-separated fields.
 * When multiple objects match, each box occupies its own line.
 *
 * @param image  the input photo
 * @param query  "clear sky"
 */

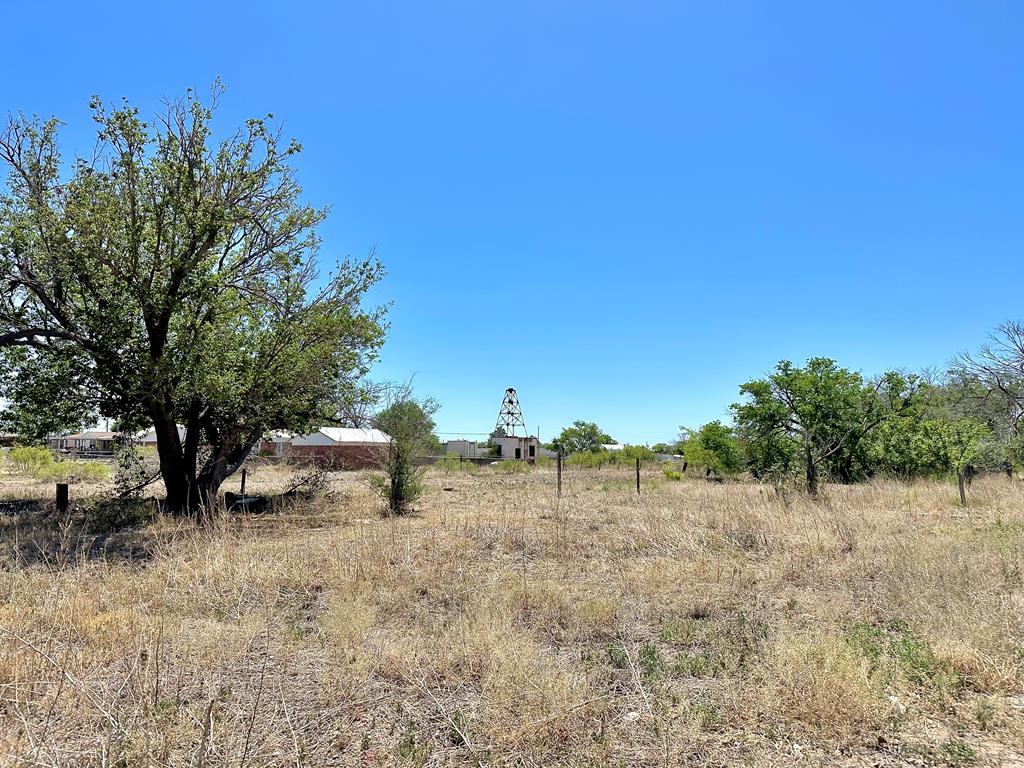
xmin=3 ymin=2 xmax=1022 ymax=444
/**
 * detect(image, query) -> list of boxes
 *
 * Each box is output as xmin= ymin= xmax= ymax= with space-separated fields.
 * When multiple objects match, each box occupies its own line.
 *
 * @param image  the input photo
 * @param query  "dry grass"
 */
xmin=0 ymin=464 xmax=1023 ymax=767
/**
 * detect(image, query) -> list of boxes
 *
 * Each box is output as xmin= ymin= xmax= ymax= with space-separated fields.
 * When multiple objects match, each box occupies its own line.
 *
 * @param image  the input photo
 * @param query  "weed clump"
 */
xmin=846 ymin=619 xmax=964 ymax=700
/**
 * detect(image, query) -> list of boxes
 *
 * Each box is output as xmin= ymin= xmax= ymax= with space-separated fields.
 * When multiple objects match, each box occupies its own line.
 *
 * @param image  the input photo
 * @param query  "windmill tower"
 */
xmin=493 ymin=387 xmax=527 ymax=436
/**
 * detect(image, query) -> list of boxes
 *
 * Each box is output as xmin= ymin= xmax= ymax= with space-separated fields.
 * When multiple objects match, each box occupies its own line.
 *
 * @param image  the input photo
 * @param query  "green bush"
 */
xmin=565 ymin=450 xmax=608 ymax=469
xmin=663 ymin=467 xmax=683 ymax=481
xmin=493 ymin=459 xmax=529 ymax=474
xmin=7 ymin=444 xmax=53 ymax=474
xmin=35 ymin=460 xmax=112 ymax=484
xmin=609 ymin=445 xmax=657 ymax=467
xmin=435 ymin=453 xmax=476 ymax=474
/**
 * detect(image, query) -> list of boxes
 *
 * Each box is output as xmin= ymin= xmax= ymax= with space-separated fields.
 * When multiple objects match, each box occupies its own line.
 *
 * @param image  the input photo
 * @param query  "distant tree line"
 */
xmin=546 ymin=322 xmax=1024 ymax=502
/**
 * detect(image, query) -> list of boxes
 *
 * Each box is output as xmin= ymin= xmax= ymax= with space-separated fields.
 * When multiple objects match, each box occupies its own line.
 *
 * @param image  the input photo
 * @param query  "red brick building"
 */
xmin=286 ymin=427 xmax=392 ymax=469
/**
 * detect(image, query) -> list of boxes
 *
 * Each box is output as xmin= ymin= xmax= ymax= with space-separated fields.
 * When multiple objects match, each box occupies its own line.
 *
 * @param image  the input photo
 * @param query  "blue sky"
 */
xmin=3 ymin=2 xmax=1022 ymax=444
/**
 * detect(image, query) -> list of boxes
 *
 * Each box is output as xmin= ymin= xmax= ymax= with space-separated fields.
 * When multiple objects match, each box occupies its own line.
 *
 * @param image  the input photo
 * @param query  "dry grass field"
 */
xmin=1 ymin=463 xmax=1023 ymax=767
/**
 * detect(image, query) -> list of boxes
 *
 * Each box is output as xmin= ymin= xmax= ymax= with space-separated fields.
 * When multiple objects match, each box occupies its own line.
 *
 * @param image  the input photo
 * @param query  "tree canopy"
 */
xmin=732 ymin=359 xmax=923 ymax=494
xmin=682 ymin=421 xmax=744 ymax=478
xmin=547 ymin=420 xmax=615 ymax=455
xmin=0 ymin=86 xmax=386 ymax=514
xmin=375 ymin=397 xmax=441 ymax=456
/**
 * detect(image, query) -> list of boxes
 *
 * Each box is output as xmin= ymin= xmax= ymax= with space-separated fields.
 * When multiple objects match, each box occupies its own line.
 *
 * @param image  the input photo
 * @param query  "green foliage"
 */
xmin=608 ymin=444 xmax=657 ymax=467
xmin=951 ymin=321 xmax=1024 ymax=471
xmin=651 ymin=440 xmax=686 ymax=456
xmin=733 ymin=360 xmax=924 ymax=493
xmin=938 ymin=740 xmax=978 ymax=768
xmin=565 ymin=450 xmax=610 ymax=469
xmin=376 ymin=399 xmax=441 ymax=455
xmin=373 ymin=394 xmax=438 ymax=515
xmin=434 ymin=453 xmax=476 ymax=474
xmin=0 ymin=350 xmax=94 ymax=441
xmin=663 ymin=467 xmax=683 ymax=481
xmin=0 ymin=85 xmax=385 ymax=514
xmin=113 ymin=437 xmax=157 ymax=498
xmin=638 ymin=643 xmax=666 ymax=681
xmin=910 ymin=418 xmax=991 ymax=478
xmin=6 ymin=444 xmax=53 ymax=474
xmin=846 ymin=619 xmax=964 ymax=698
xmin=659 ymin=610 xmax=767 ymax=679
xmin=682 ymin=421 xmax=744 ymax=477
xmin=549 ymin=421 xmax=614 ymax=455
xmin=493 ymin=459 xmax=529 ymax=474
xmin=35 ymin=461 xmax=111 ymax=484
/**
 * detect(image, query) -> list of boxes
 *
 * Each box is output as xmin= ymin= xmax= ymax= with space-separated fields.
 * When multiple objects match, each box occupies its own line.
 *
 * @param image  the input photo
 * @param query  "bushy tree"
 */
xmin=372 ymin=392 xmax=439 ymax=515
xmin=733 ymin=359 xmax=922 ymax=495
xmin=609 ymin=444 xmax=657 ymax=468
xmin=682 ymin=421 xmax=744 ymax=478
xmin=376 ymin=399 xmax=442 ymax=455
xmin=650 ymin=440 xmax=686 ymax=456
xmin=0 ymin=86 xmax=385 ymax=515
xmin=916 ymin=418 xmax=991 ymax=504
xmin=548 ymin=420 xmax=614 ymax=455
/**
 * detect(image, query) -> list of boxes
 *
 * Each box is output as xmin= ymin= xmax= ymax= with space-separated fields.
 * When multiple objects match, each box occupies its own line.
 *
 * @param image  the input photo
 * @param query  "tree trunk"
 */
xmin=805 ymin=444 xmax=818 ymax=497
xmin=957 ymin=470 xmax=967 ymax=506
xmin=195 ymin=431 xmax=260 ymax=513
xmin=147 ymin=402 xmax=197 ymax=516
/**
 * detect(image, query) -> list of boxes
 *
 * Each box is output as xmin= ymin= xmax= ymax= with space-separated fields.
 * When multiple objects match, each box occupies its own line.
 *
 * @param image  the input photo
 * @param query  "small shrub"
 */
xmin=846 ymin=619 xmax=964 ymax=698
xmin=435 ymin=453 xmax=475 ymax=474
xmin=7 ymin=444 xmax=53 ymax=475
xmin=35 ymin=460 xmax=111 ymax=484
xmin=939 ymin=738 xmax=977 ymax=767
xmin=371 ymin=441 xmax=424 ymax=515
xmin=663 ymin=467 xmax=683 ymax=481
xmin=606 ymin=644 xmax=629 ymax=670
xmin=660 ymin=609 xmax=766 ymax=678
xmin=493 ymin=459 xmax=529 ymax=475
xmin=638 ymin=643 xmax=666 ymax=681
xmin=908 ymin=739 xmax=979 ymax=767
xmin=566 ymin=451 xmax=608 ymax=469
xmin=674 ymin=651 xmax=722 ymax=678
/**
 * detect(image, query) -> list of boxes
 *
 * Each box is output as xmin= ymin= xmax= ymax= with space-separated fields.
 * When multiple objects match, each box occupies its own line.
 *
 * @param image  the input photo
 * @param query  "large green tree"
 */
xmin=732 ymin=359 xmax=922 ymax=495
xmin=548 ymin=420 xmax=614 ymax=455
xmin=0 ymin=87 xmax=386 ymax=514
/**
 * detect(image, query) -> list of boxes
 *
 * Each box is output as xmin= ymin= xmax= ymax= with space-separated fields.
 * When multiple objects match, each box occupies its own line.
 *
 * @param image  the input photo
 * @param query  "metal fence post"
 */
xmin=240 ymin=468 xmax=247 ymax=497
xmin=636 ymin=458 xmax=641 ymax=495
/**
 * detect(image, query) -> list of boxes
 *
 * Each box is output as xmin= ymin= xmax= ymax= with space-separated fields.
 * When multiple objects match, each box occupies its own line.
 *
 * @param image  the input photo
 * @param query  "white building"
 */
xmin=443 ymin=439 xmax=483 ymax=459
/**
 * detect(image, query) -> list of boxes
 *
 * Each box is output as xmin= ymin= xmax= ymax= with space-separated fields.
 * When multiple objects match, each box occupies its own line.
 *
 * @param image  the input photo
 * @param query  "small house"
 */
xmin=61 ymin=430 xmax=117 ymax=454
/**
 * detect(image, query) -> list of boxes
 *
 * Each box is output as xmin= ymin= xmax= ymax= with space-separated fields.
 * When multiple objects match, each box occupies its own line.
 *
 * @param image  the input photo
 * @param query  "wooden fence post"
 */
xmin=557 ymin=452 xmax=563 ymax=498
xmin=635 ymin=458 xmax=641 ymax=495
xmin=56 ymin=483 xmax=69 ymax=513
